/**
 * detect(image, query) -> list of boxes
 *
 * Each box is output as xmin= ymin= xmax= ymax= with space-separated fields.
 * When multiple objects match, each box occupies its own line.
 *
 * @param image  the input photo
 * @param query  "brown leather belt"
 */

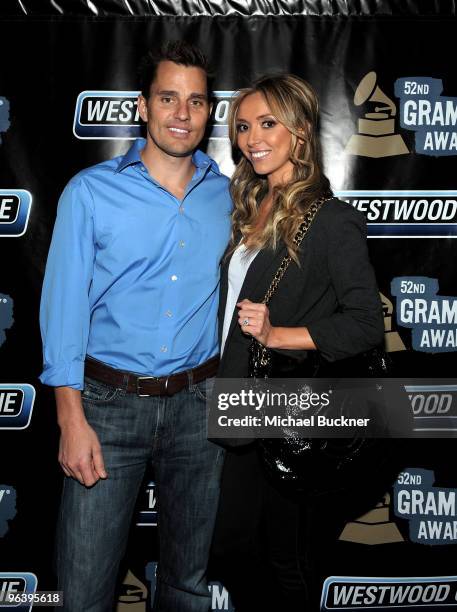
xmin=84 ymin=355 xmax=219 ymax=397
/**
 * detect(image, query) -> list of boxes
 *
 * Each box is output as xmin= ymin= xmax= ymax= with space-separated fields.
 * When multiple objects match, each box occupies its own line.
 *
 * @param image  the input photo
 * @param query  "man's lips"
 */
xmin=168 ymin=126 xmax=191 ymax=137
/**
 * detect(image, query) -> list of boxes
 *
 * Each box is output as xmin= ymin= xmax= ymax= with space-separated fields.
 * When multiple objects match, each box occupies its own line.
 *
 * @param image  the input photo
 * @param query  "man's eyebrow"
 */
xmin=155 ymin=90 xmax=207 ymax=100
xmin=155 ymin=90 xmax=178 ymax=97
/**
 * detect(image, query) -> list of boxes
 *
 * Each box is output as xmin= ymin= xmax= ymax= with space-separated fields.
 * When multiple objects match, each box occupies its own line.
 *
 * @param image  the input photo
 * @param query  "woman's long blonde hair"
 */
xmin=228 ymin=74 xmax=332 ymax=262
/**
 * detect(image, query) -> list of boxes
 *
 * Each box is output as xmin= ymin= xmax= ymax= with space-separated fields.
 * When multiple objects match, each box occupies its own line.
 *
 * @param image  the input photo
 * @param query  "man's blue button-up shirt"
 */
xmin=39 ymin=138 xmax=232 ymax=390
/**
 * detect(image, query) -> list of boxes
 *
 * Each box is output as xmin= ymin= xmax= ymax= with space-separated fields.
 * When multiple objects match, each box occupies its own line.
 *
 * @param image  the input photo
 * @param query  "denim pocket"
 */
xmin=81 ymin=377 xmax=121 ymax=405
xmin=194 ymin=376 xmax=216 ymax=402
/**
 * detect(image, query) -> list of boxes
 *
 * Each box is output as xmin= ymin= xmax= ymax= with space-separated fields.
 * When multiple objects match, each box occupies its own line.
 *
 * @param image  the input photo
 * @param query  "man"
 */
xmin=40 ymin=41 xmax=231 ymax=612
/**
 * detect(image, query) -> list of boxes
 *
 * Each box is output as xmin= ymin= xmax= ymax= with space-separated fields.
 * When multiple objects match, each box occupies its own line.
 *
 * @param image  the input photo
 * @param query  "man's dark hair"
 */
xmin=138 ymin=41 xmax=211 ymax=99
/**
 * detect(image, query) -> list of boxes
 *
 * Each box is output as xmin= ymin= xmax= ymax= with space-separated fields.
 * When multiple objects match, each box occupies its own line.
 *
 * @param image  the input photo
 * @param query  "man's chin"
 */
xmin=153 ymin=138 xmax=199 ymax=159
xmin=165 ymin=148 xmax=195 ymax=158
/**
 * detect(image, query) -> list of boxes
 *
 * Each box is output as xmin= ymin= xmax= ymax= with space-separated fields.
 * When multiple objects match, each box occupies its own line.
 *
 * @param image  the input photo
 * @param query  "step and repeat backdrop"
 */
xmin=1 ymin=1 xmax=457 ymax=610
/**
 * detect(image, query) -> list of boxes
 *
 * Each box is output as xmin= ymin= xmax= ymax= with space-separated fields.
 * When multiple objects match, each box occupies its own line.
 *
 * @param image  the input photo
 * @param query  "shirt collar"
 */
xmin=116 ymin=138 xmax=221 ymax=175
xmin=192 ymin=149 xmax=221 ymax=175
xmin=115 ymin=138 xmax=145 ymax=173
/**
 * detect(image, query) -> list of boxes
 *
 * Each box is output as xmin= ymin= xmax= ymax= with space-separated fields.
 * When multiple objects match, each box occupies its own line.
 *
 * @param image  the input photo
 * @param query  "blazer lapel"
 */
xmin=218 ymin=255 xmax=230 ymax=342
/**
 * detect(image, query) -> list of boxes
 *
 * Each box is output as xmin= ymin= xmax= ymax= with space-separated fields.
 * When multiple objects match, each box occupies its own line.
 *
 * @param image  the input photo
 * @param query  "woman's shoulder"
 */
xmin=312 ymin=196 xmax=366 ymax=232
xmin=319 ymin=196 xmax=363 ymax=219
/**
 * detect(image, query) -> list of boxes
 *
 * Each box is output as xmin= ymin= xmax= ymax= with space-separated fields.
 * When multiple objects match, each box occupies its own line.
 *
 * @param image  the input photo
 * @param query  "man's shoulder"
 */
xmin=66 ymin=156 xmax=120 ymax=190
xmin=211 ymin=170 xmax=230 ymax=188
xmin=206 ymin=165 xmax=231 ymax=199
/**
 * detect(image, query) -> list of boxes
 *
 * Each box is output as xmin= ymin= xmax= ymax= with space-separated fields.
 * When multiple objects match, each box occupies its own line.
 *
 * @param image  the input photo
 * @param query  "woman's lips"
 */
xmin=250 ymin=150 xmax=271 ymax=161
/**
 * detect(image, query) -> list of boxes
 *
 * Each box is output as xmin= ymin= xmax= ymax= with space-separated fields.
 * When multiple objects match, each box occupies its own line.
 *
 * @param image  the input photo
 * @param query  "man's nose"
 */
xmin=175 ymin=100 xmax=190 ymax=121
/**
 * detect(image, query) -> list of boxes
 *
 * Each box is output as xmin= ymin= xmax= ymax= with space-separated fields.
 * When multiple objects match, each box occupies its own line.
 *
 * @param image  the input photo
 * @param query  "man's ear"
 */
xmin=137 ymin=95 xmax=148 ymax=122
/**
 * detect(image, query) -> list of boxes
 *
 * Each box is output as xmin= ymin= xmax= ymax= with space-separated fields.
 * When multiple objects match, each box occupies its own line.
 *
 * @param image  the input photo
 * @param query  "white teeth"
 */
xmin=251 ymin=151 xmax=270 ymax=159
xmin=169 ymin=127 xmax=189 ymax=134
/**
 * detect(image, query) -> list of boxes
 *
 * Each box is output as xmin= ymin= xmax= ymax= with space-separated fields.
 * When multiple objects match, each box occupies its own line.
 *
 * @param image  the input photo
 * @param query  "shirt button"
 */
xmin=171 ymin=275 xmax=178 ymax=281
xmin=179 ymin=205 xmax=184 ymax=213
xmin=179 ymin=240 xmax=185 ymax=248
xmin=165 ymin=310 xmax=172 ymax=317
xmin=140 ymin=166 xmax=146 ymax=172
xmin=160 ymin=345 xmax=168 ymax=353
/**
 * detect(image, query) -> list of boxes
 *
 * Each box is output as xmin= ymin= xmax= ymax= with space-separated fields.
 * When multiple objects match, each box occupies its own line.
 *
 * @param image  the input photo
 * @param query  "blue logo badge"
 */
xmin=395 ymin=468 xmax=457 ymax=544
xmin=0 ymin=384 xmax=35 ymax=430
xmin=0 ymin=573 xmax=37 ymax=611
xmin=0 ymin=295 xmax=13 ymax=348
xmin=391 ymin=276 xmax=457 ymax=352
xmin=73 ymin=91 xmax=235 ymax=140
xmin=336 ymin=191 xmax=457 ymax=238
xmin=321 ymin=575 xmax=457 ymax=610
xmin=136 ymin=481 xmax=157 ymax=527
xmin=0 ymin=190 xmax=32 ymax=237
xmin=0 ymin=486 xmax=17 ymax=538
xmin=405 ymin=384 xmax=457 ymax=433
xmin=0 ymin=98 xmax=11 ymax=144
xmin=395 ymin=77 xmax=457 ymax=156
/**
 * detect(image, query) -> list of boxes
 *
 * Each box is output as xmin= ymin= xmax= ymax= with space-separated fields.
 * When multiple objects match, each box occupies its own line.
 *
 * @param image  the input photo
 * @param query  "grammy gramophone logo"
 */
xmin=346 ymin=72 xmax=409 ymax=158
xmin=116 ymin=570 xmax=148 ymax=612
xmin=338 ymin=492 xmax=404 ymax=545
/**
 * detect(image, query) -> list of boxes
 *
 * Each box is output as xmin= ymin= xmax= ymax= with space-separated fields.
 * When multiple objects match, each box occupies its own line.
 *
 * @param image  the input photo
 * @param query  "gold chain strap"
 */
xmin=262 ymin=196 xmax=328 ymax=306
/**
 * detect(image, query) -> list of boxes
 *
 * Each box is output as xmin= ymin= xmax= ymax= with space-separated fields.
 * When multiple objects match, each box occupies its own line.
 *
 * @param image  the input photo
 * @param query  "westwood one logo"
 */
xmin=73 ymin=90 xmax=235 ymax=140
xmin=335 ymin=190 xmax=457 ymax=238
xmin=0 ymin=573 xmax=37 ymax=612
xmin=136 ymin=481 xmax=157 ymax=527
xmin=0 ymin=190 xmax=32 ymax=237
xmin=0 ymin=385 xmax=35 ymax=430
xmin=320 ymin=576 xmax=457 ymax=610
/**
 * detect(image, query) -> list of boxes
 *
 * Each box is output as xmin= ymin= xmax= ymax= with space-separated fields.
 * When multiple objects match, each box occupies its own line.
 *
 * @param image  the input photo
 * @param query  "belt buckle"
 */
xmin=136 ymin=376 xmax=158 ymax=397
xmin=163 ymin=376 xmax=172 ymax=397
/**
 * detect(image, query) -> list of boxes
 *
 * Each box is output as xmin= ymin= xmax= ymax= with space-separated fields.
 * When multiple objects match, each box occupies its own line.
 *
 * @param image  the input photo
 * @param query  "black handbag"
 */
xmin=254 ymin=348 xmax=391 ymax=493
xmin=248 ymin=198 xmax=392 ymax=493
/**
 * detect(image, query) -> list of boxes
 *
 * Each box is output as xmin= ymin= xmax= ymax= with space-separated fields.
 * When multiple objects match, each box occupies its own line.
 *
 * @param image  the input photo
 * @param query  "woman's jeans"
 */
xmin=56 ymin=375 xmax=223 ymax=612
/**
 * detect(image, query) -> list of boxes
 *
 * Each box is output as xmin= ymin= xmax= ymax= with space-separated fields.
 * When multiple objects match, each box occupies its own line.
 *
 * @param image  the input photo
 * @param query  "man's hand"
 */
xmin=55 ymin=387 xmax=108 ymax=487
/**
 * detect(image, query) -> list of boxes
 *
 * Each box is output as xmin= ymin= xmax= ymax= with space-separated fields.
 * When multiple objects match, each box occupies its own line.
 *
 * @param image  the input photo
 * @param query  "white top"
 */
xmin=221 ymin=243 xmax=259 ymax=356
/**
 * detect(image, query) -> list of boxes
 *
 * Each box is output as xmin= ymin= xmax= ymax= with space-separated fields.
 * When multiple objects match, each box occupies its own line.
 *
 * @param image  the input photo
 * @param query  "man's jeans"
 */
xmin=56 ymin=375 xmax=223 ymax=612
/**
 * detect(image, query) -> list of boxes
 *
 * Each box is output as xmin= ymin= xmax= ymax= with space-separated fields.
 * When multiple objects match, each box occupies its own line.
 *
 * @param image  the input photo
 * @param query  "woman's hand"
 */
xmin=236 ymin=299 xmax=317 ymax=350
xmin=237 ymin=299 xmax=274 ymax=346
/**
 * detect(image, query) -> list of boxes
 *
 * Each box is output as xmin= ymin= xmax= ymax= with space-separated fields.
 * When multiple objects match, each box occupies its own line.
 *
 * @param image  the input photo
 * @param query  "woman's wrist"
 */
xmin=266 ymin=326 xmax=281 ymax=348
xmin=265 ymin=326 xmax=316 ymax=351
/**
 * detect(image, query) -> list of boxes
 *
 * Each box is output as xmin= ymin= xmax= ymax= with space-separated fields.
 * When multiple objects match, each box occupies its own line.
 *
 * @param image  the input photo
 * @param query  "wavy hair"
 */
xmin=228 ymin=74 xmax=332 ymax=262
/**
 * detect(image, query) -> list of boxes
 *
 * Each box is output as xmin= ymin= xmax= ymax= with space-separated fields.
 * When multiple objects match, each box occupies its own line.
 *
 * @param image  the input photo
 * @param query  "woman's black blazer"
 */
xmin=218 ymin=198 xmax=384 ymax=378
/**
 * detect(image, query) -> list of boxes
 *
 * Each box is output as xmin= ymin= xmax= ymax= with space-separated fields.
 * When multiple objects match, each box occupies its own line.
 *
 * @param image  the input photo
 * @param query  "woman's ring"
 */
xmin=242 ymin=318 xmax=250 ymax=327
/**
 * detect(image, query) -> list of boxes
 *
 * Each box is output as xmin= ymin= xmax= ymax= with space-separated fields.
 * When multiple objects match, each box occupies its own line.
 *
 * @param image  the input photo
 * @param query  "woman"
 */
xmin=211 ymin=74 xmax=385 ymax=611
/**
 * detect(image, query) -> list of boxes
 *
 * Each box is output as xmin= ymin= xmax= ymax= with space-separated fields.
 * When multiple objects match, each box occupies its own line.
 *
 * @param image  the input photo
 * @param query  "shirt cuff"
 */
xmin=39 ymin=359 xmax=85 ymax=390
